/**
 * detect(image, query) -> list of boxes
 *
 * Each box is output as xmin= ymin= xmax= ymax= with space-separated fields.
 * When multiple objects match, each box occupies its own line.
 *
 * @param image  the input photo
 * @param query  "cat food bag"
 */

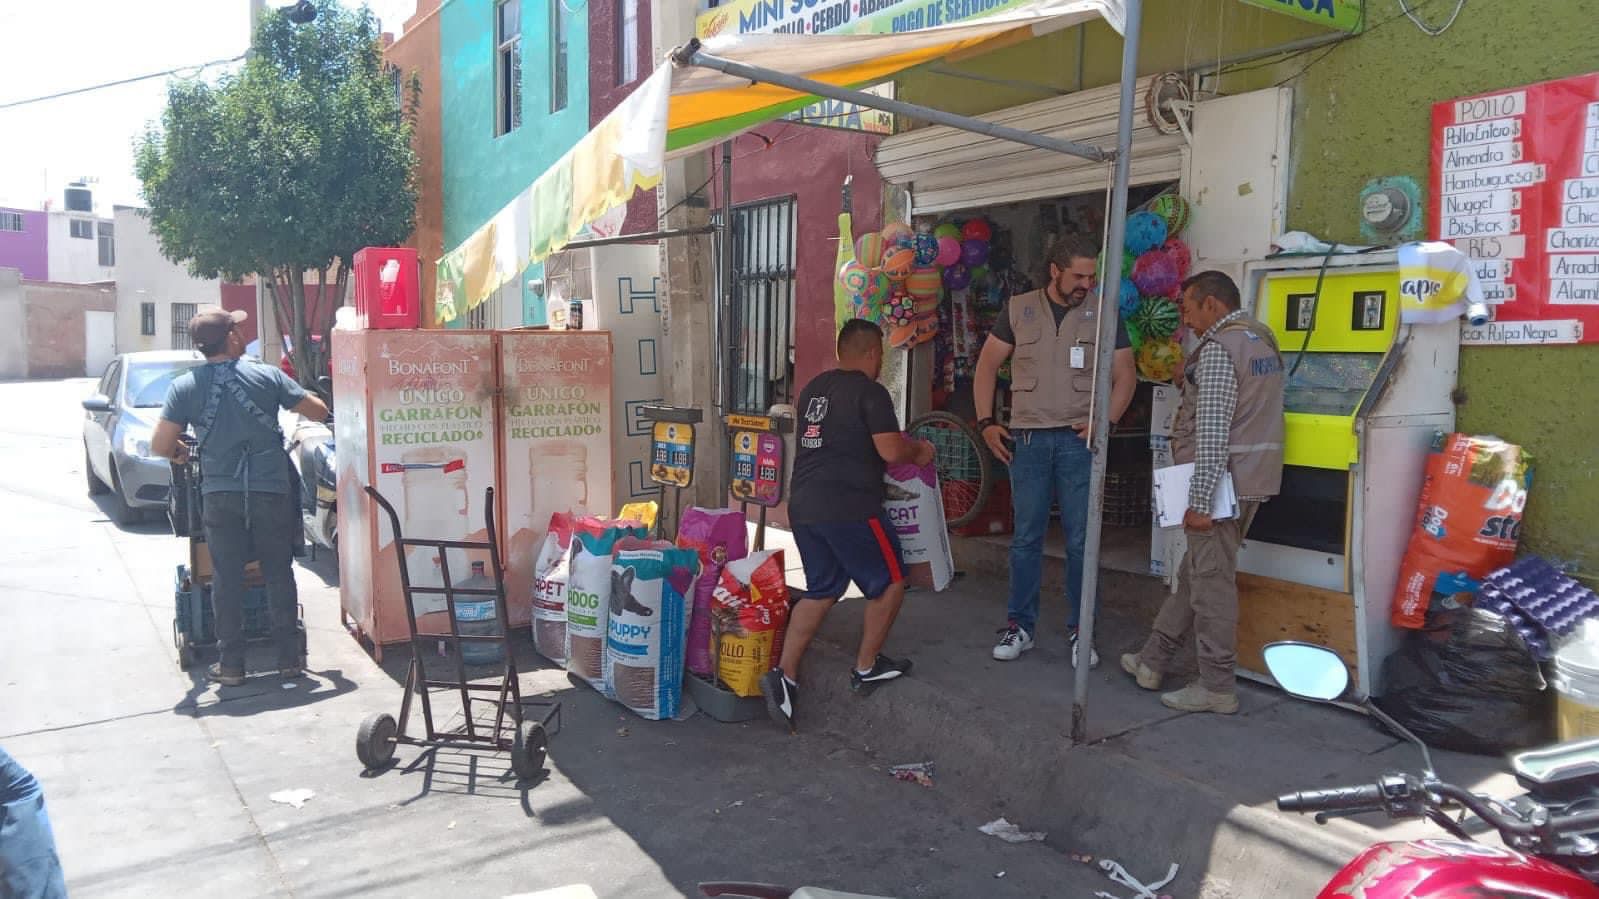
xmin=1391 ymin=433 xmax=1533 ymax=629
xmin=884 ymin=461 xmax=954 ymax=591
xmin=564 ymin=519 xmax=649 ymax=692
xmin=531 ymin=513 xmax=575 ymax=664
xmin=607 ymin=546 xmax=701 ymax=720
xmin=712 ymin=550 xmax=790 ymax=697
xmin=676 ymin=507 xmax=751 ymax=677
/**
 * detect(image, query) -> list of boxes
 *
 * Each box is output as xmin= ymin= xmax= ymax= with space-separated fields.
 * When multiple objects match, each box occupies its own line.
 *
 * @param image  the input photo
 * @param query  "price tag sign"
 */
xmin=730 ymin=430 xmax=784 ymax=507
xmin=650 ymin=421 xmax=695 ymax=487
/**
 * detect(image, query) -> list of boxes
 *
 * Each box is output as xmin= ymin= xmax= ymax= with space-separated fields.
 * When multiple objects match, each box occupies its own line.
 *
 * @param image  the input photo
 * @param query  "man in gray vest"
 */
xmin=974 ymin=235 xmax=1136 ymax=667
xmin=152 ymin=307 xmax=328 ymax=686
xmin=1121 ymin=271 xmax=1285 ymax=714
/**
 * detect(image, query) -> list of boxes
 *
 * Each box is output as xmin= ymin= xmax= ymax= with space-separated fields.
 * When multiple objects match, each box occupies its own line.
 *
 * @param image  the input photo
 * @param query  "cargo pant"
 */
xmin=1136 ymin=501 xmax=1260 ymax=694
xmin=203 ymin=490 xmax=303 ymax=672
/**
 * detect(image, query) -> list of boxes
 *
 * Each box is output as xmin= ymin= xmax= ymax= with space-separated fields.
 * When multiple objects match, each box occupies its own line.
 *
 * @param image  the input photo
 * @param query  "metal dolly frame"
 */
xmin=355 ymin=485 xmax=561 ymax=781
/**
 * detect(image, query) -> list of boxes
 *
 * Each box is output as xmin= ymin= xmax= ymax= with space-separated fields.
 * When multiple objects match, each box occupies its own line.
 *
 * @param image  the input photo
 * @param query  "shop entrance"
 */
xmin=915 ymin=181 xmax=1176 ymax=578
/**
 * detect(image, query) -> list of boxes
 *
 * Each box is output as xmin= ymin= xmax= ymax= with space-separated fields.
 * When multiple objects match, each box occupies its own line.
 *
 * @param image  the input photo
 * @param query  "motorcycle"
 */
xmin=287 ymin=375 xmax=337 ymax=558
xmin=1265 ymin=640 xmax=1599 ymax=897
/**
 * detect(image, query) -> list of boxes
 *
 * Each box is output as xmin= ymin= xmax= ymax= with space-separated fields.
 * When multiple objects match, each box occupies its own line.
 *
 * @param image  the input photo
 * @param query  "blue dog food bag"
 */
xmin=608 ymin=546 xmax=701 ymax=720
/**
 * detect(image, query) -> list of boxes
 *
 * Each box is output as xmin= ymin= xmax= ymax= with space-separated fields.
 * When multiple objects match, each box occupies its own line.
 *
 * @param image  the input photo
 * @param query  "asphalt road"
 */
xmin=0 ymin=376 xmax=1108 ymax=899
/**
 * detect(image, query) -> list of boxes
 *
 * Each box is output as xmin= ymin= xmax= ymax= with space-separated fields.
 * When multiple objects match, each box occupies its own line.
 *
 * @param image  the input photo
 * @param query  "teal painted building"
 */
xmin=440 ymin=0 xmax=591 ymax=327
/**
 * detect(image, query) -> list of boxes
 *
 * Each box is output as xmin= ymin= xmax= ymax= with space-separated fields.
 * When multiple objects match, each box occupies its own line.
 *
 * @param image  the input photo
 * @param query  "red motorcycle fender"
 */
xmin=1320 ymin=839 xmax=1599 ymax=898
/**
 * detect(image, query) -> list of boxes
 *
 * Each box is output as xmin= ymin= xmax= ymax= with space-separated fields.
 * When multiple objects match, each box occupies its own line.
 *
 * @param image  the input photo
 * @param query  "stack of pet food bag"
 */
xmin=528 ymin=504 xmax=790 ymax=718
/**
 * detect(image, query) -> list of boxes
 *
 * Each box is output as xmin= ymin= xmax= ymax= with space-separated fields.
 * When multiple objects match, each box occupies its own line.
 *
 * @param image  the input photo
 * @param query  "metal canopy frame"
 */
xmin=673 ymin=0 xmax=1145 ymax=744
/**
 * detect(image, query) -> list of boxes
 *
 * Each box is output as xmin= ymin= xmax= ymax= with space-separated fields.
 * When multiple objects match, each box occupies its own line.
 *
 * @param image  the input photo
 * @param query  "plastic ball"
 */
xmin=1124 ymin=211 xmax=1168 ymax=256
xmin=1136 ymin=338 xmax=1184 ymax=382
xmin=881 ymin=222 xmax=914 ymax=248
xmin=960 ymin=238 xmax=989 ymax=267
xmin=855 ymin=233 xmax=885 ymax=268
xmin=905 ymin=267 xmax=942 ymax=299
xmin=961 ymin=219 xmax=992 ymax=242
xmin=1099 ymin=248 xmax=1136 ymax=281
xmin=935 ymin=236 xmax=962 ymax=267
xmin=882 ymin=247 xmax=916 ymax=281
xmin=1132 ymin=297 xmax=1181 ymax=340
xmin=1149 ymin=194 xmax=1192 ymax=235
xmin=942 ymin=263 xmax=971 ymax=291
xmin=934 ymin=222 xmax=962 ymax=241
xmin=913 ymin=232 xmax=940 ymax=266
xmin=862 ymin=269 xmax=892 ymax=306
xmin=970 ymin=265 xmax=990 ymax=281
xmin=1117 ymin=278 xmax=1141 ymax=318
xmin=1132 ymin=251 xmax=1180 ymax=299
xmin=1162 ymin=238 xmax=1192 ymax=281
xmin=838 ymin=260 xmax=869 ymax=295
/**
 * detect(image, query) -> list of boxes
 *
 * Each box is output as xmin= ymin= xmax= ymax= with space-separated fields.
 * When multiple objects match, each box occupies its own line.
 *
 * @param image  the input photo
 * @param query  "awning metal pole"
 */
xmin=560 ymin=224 xmax=719 ymax=251
xmin=1072 ymin=0 xmax=1143 ymax=745
xmin=674 ymin=42 xmax=1111 ymax=163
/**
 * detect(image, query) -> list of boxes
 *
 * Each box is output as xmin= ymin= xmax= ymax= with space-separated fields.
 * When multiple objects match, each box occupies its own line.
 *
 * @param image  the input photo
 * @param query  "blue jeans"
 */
xmin=1006 ymin=428 xmax=1092 ymax=636
xmin=0 ymin=746 xmax=68 ymax=899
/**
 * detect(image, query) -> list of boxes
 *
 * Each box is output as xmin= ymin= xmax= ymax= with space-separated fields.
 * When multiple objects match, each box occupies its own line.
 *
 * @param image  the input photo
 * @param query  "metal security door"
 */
xmin=724 ymin=197 xmax=796 ymax=415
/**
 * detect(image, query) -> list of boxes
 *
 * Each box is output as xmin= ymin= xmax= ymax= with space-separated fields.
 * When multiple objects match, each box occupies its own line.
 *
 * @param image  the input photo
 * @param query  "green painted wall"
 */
xmin=441 ymin=0 xmax=590 ymax=326
xmin=897 ymin=0 xmax=1599 ymax=573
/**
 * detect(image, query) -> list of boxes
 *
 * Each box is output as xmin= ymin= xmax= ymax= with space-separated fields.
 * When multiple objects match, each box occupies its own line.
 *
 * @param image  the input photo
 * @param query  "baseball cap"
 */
xmin=189 ymin=306 xmax=248 ymax=352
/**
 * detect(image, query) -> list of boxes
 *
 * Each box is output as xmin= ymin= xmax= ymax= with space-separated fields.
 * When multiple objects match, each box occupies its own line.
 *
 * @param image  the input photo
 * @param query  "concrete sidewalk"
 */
xmin=780 ymin=548 xmax=1518 ymax=897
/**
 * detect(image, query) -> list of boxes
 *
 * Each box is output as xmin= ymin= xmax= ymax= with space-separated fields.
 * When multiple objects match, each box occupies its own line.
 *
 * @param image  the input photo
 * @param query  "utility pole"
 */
xmin=248 ymin=0 xmax=282 ymax=366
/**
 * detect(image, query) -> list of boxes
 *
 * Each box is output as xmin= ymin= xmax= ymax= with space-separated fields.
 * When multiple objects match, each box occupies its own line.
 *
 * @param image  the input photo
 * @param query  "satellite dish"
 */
xmin=1145 ymin=73 xmax=1193 ymax=142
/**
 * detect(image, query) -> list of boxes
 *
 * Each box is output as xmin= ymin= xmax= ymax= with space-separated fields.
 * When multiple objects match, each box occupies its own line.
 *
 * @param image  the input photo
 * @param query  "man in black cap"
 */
xmin=152 ymin=307 xmax=328 ymax=685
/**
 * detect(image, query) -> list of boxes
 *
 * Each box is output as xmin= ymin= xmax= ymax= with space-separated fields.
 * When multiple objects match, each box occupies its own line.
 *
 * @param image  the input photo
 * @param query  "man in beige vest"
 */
xmin=1122 ymin=271 xmax=1285 ymax=713
xmin=974 ymin=235 xmax=1136 ymax=667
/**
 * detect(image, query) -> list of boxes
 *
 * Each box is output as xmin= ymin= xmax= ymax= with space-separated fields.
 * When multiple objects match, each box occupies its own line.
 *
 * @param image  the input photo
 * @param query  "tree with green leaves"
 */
xmin=136 ymin=0 xmax=417 ymax=383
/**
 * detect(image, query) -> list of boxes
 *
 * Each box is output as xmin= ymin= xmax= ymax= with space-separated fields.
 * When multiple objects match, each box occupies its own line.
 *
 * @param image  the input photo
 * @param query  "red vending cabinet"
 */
xmin=353 ymin=247 xmax=420 ymax=330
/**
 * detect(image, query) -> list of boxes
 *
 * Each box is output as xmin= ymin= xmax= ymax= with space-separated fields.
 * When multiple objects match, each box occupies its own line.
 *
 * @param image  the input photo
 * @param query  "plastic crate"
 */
xmin=1104 ymin=470 xmax=1152 ymax=529
xmin=174 ymin=564 xmax=290 ymax=645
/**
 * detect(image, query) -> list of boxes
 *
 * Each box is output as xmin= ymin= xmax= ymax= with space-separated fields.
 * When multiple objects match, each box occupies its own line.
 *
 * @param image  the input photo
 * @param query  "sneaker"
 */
xmin=1160 ymin=683 xmax=1240 ymax=715
xmin=1069 ymin=630 xmax=1100 ymax=669
xmin=851 ymin=654 xmax=913 ymax=693
xmin=207 ymin=663 xmax=246 ymax=687
xmin=760 ymin=669 xmax=797 ymax=733
xmin=1119 ymin=653 xmax=1161 ymax=691
xmin=280 ymin=665 xmax=306 ymax=679
xmin=992 ymin=624 xmax=1034 ymax=661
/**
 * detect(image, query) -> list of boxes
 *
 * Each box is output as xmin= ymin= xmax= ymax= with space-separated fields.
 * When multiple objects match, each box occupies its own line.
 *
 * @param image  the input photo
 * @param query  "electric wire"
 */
xmin=0 ymin=53 xmax=246 ymax=111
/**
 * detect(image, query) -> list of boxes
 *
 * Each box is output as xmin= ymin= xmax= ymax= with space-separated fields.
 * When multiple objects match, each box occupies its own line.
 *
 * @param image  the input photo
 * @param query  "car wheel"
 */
xmin=108 ymin=466 xmax=139 ymax=526
xmin=86 ymin=446 xmax=110 ymax=496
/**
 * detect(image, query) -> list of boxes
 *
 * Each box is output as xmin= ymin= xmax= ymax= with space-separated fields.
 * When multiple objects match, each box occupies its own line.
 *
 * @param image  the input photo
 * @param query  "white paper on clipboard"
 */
xmin=1152 ymin=463 xmax=1239 ymax=529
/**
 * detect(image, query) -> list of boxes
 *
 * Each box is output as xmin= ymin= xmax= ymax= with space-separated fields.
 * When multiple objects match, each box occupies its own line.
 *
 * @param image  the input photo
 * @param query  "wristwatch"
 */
xmin=977 ymin=417 xmax=998 ymax=432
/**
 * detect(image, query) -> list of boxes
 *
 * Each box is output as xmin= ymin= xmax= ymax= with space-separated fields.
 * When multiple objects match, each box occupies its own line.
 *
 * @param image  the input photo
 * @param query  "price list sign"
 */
xmin=650 ymin=421 xmax=695 ymax=487
xmin=1431 ymin=72 xmax=1599 ymax=345
xmin=730 ymin=430 xmax=784 ymax=507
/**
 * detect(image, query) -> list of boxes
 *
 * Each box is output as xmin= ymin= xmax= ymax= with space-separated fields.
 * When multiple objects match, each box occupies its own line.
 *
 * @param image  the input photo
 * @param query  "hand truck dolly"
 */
xmin=355 ymin=485 xmax=561 ymax=781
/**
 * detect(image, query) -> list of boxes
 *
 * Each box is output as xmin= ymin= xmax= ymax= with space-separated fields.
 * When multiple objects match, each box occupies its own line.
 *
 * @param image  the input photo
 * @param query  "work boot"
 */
xmin=207 ymin=663 xmax=246 ymax=687
xmin=1120 ymin=653 xmax=1161 ymax=691
xmin=1160 ymin=683 xmax=1239 ymax=715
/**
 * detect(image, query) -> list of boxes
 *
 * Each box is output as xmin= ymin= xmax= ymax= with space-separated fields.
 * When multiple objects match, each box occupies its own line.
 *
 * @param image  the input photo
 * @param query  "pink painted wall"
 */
xmin=710 ymin=124 xmax=886 ymax=391
xmin=0 ymin=208 xmax=49 ymax=281
xmin=588 ymin=0 xmax=655 ymax=237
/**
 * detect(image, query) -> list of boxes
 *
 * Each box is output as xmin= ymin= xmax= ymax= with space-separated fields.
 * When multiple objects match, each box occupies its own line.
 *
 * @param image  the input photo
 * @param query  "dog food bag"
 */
xmin=1391 ymin=433 xmax=1533 ymax=629
xmin=531 ymin=513 xmax=576 ymax=664
xmin=617 ymin=500 xmax=660 ymax=533
xmin=712 ymin=550 xmax=790 ymax=697
xmin=607 ymin=546 xmax=701 ymax=720
xmin=676 ymin=507 xmax=751 ymax=677
xmin=565 ymin=520 xmax=650 ymax=692
xmin=885 ymin=461 xmax=955 ymax=592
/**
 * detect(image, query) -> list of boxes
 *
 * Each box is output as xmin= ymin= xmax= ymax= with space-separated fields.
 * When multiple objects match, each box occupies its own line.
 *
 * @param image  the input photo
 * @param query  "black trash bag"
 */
xmin=1374 ymin=607 xmax=1552 ymax=756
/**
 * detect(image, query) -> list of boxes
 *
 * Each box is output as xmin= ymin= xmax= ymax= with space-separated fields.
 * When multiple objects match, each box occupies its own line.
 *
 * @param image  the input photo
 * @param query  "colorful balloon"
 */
xmin=913 ymin=232 xmax=940 ymax=266
xmin=881 ymin=222 xmax=914 ymax=248
xmin=934 ymin=222 xmax=962 ymax=241
xmin=1148 ymin=194 xmax=1192 ymax=235
xmin=961 ymin=219 xmax=992 ymax=242
xmin=856 ymin=233 xmax=885 ymax=269
xmin=882 ymin=247 xmax=916 ymax=281
xmin=935 ymin=236 xmax=962 ymax=267
xmin=1124 ymin=211 xmax=1168 ymax=256
xmin=905 ymin=266 xmax=942 ymax=299
xmin=838 ymin=260 xmax=869 ymax=295
xmin=970 ymin=265 xmax=990 ymax=281
xmin=942 ymin=263 xmax=971 ymax=291
xmin=1132 ymin=250 xmax=1180 ymax=299
xmin=960 ymin=238 xmax=989 ymax=267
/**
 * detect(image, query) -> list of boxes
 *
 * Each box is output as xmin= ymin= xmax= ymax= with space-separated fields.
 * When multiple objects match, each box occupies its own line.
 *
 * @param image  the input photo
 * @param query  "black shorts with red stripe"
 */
xmin=791 ymin=512 xmax=906 ymax=601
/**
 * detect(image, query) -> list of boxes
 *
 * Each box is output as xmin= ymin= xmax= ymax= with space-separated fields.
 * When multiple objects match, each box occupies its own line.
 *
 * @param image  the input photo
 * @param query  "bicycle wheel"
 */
xmin=908 ymin=411 xmax=995 ymax=529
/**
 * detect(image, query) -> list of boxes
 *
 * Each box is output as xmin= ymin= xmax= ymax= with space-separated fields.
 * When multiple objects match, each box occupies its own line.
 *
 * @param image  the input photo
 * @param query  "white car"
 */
xmin=83 ymin=350 xmax=205 ymax=524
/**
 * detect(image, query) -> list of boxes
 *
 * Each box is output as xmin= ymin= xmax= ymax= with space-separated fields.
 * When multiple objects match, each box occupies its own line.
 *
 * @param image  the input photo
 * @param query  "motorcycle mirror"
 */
xmin=1263 ymin=641 xmax=1349 ymax=702
xmin=315 ymin=375 xmax=334 ymax=398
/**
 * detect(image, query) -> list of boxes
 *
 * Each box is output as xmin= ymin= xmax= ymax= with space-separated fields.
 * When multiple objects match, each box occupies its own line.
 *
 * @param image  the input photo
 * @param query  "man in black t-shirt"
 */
xmin=760 ymin=319 xmax=934 ymax=733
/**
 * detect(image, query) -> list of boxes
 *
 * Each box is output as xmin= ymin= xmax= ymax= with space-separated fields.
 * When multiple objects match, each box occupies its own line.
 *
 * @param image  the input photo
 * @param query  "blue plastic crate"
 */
xmin=174 ymin=564 xmax=285 ymax=644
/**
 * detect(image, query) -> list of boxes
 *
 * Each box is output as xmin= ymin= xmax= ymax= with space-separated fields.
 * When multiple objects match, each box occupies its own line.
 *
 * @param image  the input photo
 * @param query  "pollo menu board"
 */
xmin=1430 ymin=71 xmax=1599 ymax=345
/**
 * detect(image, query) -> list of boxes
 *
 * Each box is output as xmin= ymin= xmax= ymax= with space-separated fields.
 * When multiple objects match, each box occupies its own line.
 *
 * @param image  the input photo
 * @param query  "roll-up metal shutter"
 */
xmin=875 ymin=76 xmax=1187 ymax=215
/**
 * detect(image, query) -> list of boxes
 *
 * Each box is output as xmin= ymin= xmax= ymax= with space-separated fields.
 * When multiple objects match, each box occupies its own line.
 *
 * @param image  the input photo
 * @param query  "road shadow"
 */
xmin=172 ymin=665 xmax=360 ymax=719
xmin=87 ymin=493 xmax=171 ymax=533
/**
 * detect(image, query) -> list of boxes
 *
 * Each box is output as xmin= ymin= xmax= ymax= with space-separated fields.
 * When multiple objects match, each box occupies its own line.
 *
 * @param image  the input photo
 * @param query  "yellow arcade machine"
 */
xmin=1227 ymin=249 xmax=1460 ymax=696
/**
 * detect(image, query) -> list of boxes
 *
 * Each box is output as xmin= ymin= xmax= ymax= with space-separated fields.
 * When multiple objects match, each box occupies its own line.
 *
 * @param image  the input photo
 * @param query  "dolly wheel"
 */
xmin=512 ymin=720 xmax=548 ymax=781
xmin=356 ymin=713 xmax=398 ymax=772
xmin=177 ymin=642 xmax=195 ymax=670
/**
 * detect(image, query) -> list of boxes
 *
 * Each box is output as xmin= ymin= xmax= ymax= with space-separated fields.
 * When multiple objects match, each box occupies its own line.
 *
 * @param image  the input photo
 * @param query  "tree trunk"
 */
xmin=291 ymin=268 xmax=313 ymax=388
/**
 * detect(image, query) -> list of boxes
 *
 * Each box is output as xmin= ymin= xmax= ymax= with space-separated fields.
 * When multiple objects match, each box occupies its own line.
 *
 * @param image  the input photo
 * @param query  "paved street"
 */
xmin=0 ymin=377 xmax=1110 ymax=899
